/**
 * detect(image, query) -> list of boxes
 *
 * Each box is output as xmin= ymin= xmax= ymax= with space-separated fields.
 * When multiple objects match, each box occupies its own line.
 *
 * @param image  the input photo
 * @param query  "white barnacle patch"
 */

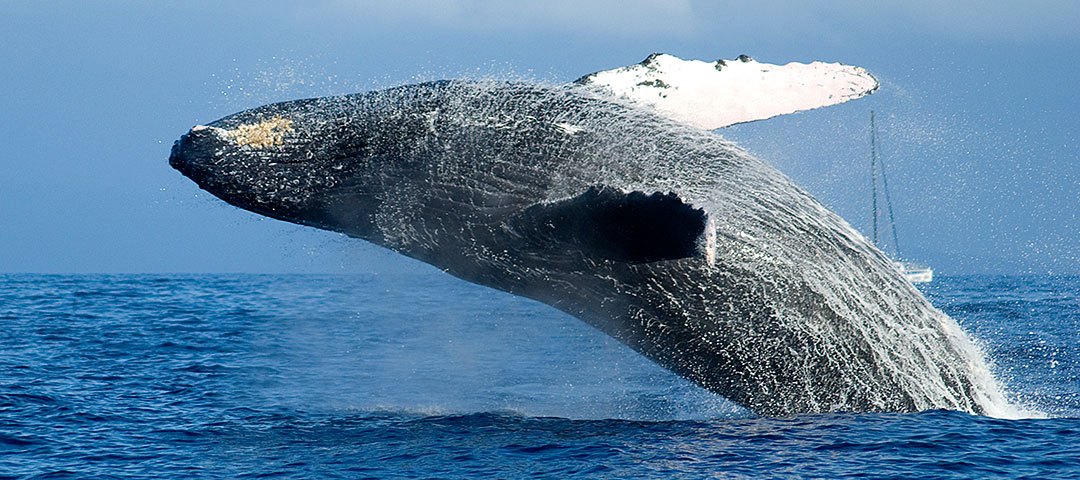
xmin=223 ymin=116 xmax=294 ymax=149
xmin=554 ymin=122 xmax=585 ymax=135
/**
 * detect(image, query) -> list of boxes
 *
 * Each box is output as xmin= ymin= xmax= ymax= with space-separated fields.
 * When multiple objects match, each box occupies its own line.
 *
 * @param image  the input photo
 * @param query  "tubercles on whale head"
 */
xmin=221 ymin=116 xmax=294 ymax=149
xmin=180 ymin=117 xmax=295 ymax=150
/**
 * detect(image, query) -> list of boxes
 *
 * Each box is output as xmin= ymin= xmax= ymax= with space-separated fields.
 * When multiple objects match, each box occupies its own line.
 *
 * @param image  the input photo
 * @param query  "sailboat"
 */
xmin=869 ymin=111 xmax=934 ymax=284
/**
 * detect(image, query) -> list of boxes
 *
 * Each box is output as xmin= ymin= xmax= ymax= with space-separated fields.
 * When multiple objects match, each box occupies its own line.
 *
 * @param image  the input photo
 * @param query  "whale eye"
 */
xmin=511 ymin=186 xmax=707 ymax=264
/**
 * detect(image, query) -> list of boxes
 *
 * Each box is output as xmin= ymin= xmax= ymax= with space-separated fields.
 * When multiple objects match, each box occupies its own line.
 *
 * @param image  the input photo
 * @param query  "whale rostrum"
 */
xmin=170 ymin=59 xmax=1014 ymax=417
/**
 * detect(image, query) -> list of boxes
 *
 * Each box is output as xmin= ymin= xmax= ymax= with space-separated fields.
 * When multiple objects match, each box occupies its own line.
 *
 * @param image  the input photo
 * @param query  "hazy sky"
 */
xmin=2 ymin=1 xmax=1078 ymax=274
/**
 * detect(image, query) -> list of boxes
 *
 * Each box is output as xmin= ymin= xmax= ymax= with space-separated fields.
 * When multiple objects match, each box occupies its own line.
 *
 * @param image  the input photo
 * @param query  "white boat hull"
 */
xmin=895 ymin=262 xmax=933 ymax=284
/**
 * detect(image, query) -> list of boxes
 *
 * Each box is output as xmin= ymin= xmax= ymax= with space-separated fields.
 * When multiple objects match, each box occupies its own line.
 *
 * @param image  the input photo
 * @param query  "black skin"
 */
xmin=171 ymin=81 xmax=991 ymax=416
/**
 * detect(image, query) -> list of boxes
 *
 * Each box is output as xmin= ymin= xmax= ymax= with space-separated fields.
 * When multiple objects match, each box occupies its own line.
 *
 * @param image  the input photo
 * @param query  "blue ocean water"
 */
xmin=1 ymin=272 xmax=1077 ymax=478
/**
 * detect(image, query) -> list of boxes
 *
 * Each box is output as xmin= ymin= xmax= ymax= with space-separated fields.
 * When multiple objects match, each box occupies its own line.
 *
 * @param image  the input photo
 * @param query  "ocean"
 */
xmin=1 ymin=272 xmax=1077 ymax=478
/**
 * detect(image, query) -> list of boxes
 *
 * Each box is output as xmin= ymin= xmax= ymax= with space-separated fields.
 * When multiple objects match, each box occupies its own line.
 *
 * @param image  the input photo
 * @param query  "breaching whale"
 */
xmin=169 ymin=55 xmax=1013 ymax=417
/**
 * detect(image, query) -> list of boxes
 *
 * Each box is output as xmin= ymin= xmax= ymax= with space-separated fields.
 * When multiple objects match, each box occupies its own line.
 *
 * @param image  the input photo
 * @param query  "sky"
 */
xmin=1 ymin=1 xmax=1078 ymax=274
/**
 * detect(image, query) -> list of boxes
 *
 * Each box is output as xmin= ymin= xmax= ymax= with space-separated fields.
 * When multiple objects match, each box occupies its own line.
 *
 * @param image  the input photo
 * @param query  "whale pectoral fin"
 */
xmin=509 ymin=186 xmax=707 ymax=264
xmin=574 ymin=53 xmax=878 ymax=129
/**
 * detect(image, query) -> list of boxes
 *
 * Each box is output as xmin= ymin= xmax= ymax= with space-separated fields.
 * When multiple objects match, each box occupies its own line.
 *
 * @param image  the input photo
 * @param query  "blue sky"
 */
xmin=1 ymin=1 xmax=1078 ymax=274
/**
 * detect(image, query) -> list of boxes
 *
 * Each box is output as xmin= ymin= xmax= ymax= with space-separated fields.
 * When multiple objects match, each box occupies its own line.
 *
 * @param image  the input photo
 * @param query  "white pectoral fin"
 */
xmin=575 ymin=53 xmax=879 ymax=130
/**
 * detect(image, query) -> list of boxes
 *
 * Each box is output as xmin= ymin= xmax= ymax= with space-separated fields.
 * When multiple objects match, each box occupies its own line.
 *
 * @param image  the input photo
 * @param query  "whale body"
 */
xmin=170 ymin=80 xmax=1011 ymax=416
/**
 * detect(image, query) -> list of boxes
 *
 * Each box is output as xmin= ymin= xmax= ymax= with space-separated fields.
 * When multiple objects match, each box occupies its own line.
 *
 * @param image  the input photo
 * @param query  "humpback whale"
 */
xmin=169 ymin=55 xmax=1012 ymax=417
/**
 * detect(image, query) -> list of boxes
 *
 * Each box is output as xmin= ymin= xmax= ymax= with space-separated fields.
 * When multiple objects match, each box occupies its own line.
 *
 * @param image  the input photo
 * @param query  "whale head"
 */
xmin=169 ymin=92 xmax=408 ymax=239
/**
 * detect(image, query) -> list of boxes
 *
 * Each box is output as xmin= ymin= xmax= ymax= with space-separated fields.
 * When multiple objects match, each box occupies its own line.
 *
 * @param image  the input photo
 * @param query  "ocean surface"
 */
xmin=1 ymin=272 xmax=1077 ymax=478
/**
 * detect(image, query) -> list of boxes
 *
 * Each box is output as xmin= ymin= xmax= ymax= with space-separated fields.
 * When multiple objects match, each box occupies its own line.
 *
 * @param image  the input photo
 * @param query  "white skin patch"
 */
xmin=224 ymin=117 xmax=294 ymax=148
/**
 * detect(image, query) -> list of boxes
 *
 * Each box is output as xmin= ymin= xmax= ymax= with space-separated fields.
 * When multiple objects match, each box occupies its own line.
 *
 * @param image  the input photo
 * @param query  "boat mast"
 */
xmin=869 ymin=110 xmax=902 ymax=255
xmin=870 ymin=111 xmax=878 ymax=245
